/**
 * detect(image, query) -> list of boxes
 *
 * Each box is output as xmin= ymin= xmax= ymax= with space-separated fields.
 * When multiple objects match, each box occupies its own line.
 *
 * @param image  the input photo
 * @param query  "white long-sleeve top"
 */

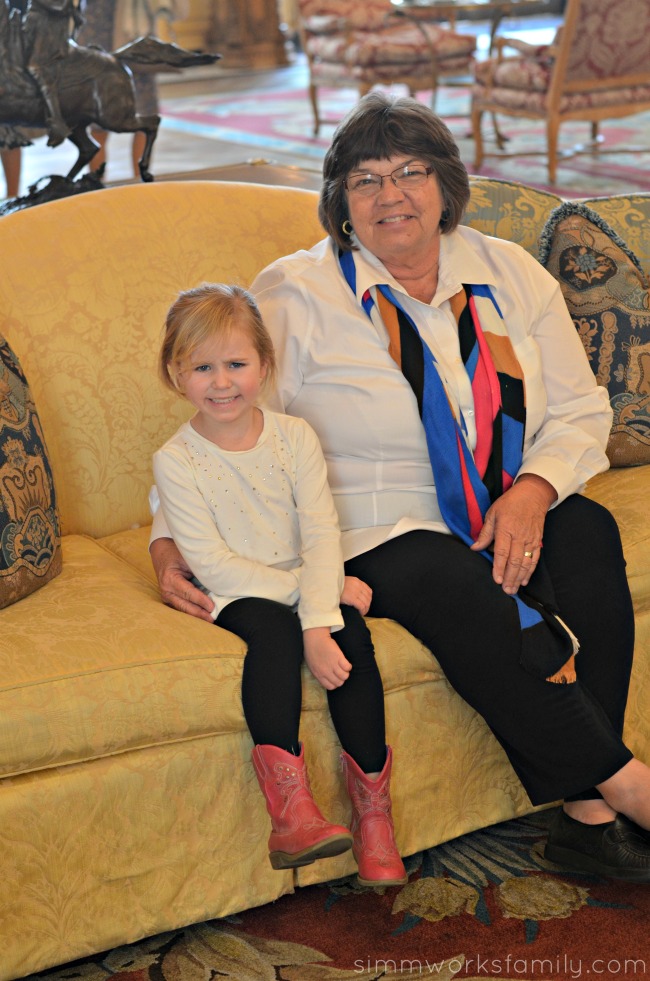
xmin=152 ymin=410 xmax=344 ymax=629
xmin=250 ymin=227 xmax=612 ymax=561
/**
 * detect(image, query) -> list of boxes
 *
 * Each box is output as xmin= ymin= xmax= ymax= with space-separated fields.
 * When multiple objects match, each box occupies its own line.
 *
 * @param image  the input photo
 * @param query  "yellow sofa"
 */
xmin=1 ymin=178 xmax=649 ymax=981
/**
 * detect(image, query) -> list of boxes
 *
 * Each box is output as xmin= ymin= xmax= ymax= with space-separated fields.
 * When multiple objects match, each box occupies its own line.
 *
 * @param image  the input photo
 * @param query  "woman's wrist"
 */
xmin=515 ymin=472 xmax=558 ymax=509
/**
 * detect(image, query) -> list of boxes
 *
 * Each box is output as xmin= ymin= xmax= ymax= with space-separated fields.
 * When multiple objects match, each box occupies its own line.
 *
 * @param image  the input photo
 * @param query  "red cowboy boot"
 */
xmin=340 ymin=746 xmax=407 ymax=887
xmin=252 ymin=743 xmax=353 ymax=870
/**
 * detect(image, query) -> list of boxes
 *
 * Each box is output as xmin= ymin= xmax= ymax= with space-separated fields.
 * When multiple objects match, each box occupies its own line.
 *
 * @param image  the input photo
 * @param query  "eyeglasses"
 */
xmin=344 ymin=163 xmax=434 ymax=196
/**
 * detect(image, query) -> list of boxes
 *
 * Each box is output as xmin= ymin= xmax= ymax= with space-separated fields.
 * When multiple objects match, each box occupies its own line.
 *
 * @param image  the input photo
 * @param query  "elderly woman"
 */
xmin=152 ymin=92 xmax=650 ymax=881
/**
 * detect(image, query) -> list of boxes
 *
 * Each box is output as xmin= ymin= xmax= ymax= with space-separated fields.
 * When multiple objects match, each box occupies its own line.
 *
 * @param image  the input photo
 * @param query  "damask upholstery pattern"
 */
xmin=305 ymin=21 xmax=476 ymax=73
xmin=474 ymin=0 xmax=650 ymax=109
xmin=471 ymin=0 xmax=650 ymax=184
xmin=584 ymin=467 xmax=650 ymax=765
xmin=473 ymin=43 xmax=650 ymax=114
xmin=0 ymin=336 xmax=61 ymax=607
xmin=2 ymin=182 xmax=324 ymax=541
xmin=540 ymin=203 xmax=650 ymax=467
xmin=297 ymin=0 xmax=475 ymax=133
xmin=1 ymin=179 xmax=649 ymax=981
xmin=582 ymin=195 xmax=650 ymax=276
xmin=464 ymin=177 xmax=562 ymax=258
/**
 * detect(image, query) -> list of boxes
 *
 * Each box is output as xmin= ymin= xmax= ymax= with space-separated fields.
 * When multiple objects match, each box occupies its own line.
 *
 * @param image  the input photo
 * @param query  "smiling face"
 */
xmin=345 ymin=154 xmax=446 ymax=274
xmin=176 ymin=323 xmax=267 ymax=448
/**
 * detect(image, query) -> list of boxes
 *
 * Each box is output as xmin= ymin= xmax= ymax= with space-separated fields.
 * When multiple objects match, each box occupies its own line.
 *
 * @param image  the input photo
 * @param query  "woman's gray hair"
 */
xmin=319 ymin=91 xmax=470 ymax=252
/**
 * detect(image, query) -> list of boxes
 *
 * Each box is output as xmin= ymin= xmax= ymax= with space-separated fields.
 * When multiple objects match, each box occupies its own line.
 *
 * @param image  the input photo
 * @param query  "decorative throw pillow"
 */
xmin=539 ymin=203 xmax=650 ymax=467
xmin=0 ymin=336 xmax=61 ymax=608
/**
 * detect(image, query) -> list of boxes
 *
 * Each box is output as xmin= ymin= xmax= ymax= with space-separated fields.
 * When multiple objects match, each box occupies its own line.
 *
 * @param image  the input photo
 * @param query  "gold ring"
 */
xmin=524 ymin=550 xmax=534 ymax=558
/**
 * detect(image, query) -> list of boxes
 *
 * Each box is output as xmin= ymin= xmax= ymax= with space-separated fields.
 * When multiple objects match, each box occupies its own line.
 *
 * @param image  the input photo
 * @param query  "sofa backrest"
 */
xmin=3 ymin=176 xmax=648 ymax=539
xmin=1 ymin=181 xmax=323 ymax=538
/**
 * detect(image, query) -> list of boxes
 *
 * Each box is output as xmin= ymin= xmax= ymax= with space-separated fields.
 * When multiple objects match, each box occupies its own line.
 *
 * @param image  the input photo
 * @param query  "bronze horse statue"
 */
xmin=0 ymin=0 xmax=220 ymax=182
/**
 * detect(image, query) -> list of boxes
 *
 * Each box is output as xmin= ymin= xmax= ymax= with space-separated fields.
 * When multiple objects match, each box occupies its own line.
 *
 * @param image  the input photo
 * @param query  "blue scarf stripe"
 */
xmin=420 ymin=370 xmax=492 ymax=541
xmin=465 ymin=341 xmax=480 ymax=381
xmin=502 ymin=416 xmax=526 ymax=478
xmin=470 ymin=282 xmax=505 ymax=319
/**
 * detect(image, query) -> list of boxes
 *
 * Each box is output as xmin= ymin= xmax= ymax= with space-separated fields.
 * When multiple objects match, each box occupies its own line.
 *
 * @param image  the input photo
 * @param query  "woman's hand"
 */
xmin=340 ymin=575 xmax=372 ymax=615
xmin=303 ymin=627 xmax=352 ymax=690
xmin=149 ymin=537 xmax=215 ymax=621
xmin=470 ymin=474 xmax=557 ymax=595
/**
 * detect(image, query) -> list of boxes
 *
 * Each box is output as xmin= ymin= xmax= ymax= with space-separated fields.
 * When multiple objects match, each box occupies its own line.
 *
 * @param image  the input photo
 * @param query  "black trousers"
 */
xmin=216 ymin=598 xmax=387 ymax=774
xmin=345 ymin=495 xmax=635 ymax=806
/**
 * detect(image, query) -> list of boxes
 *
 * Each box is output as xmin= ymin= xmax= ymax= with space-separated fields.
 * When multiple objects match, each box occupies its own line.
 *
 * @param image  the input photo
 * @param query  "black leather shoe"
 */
xmin=544 ymin=808 xmax=650 ymax=881
xmin=619 ymin=815 xmax=650 ymax=845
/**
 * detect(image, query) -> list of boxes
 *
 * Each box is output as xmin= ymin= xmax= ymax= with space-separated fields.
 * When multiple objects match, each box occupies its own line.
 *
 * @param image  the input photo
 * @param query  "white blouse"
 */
xmin=153 ymin=410 xmax=344 ymax=629
xmin=251 ymin=226 xmax=612 ymax=560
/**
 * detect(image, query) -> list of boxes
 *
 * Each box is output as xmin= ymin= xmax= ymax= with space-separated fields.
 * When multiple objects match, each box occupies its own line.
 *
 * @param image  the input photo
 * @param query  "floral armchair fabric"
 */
xmin=471 ymin=0 xmax=650 ymax=183
xmin=297 ymin=0 xmax=476 ymax=134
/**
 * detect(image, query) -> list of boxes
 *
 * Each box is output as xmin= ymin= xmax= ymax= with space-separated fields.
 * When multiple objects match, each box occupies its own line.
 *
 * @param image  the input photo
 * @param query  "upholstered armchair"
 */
xmin=471 ymin=0 xmax=650 ymax=184
xmin=297 ymin=0 xmax=476 ymax=135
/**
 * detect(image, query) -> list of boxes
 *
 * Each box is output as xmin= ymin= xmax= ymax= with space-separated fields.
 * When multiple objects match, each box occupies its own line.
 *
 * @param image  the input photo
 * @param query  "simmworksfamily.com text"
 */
xmin=353 ymin=954 xmax=647 ymax=977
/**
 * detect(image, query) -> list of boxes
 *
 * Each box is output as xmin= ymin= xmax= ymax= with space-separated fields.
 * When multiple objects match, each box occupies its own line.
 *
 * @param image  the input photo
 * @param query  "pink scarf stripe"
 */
xmin=469 ymin=295 xmax=502 ymax=419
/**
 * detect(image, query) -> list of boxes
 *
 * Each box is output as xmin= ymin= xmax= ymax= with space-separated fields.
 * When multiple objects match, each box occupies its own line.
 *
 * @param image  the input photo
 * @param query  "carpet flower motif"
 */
xmin=53 ymin=921 xmax=465 ymax=981
xmin=391 ymin=877 xmax=478 ymax=922
xmin=497 ymin=875 xmax=589 ymax=921
xmin=385 ymin=811 xmax=603 ymax=943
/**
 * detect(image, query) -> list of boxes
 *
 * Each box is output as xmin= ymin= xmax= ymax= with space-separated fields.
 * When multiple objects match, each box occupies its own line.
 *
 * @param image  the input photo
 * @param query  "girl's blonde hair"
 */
xmin=159 ymin=283 xmax=277 ymax=396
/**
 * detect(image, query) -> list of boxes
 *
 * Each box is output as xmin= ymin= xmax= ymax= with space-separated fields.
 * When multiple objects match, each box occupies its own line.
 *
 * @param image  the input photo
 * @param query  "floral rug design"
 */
xmin=159 ymin=65 xmax=650 ymax=198
xmin=28 ymin=808 xmax=650 ymax=981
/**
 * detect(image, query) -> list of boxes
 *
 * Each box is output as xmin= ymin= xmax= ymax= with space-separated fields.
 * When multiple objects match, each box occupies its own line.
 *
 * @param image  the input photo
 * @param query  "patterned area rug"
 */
xmin=160 ymin=80 xmax=650 ymax=199
xmin=28 ymin=807 xmax=650 ymax=981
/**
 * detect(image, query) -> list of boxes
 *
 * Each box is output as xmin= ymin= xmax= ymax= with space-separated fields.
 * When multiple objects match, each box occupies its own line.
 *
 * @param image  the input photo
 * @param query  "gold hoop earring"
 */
xmin=342 ymin=219 xmax=353 ymax=236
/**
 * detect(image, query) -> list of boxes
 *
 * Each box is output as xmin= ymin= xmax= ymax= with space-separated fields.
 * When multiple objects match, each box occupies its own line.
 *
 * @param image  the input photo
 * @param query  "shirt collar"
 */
xmin=345 ymin=228 xmax=496 ymax=308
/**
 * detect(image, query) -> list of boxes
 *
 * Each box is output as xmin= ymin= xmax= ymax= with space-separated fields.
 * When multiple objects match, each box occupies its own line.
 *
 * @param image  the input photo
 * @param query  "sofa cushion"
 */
xmin=0 ymin=336 xmax=61 ymax=608
xmin=306 ymin=22 xmax=475 ymax=67
xmin=539 ymin=203 xmax=650 ymax=467
xmin=473 ymin=53 xmax=552 ymax=92
xmin=472 ymin=55 xmax=650 ymax=112
xmin=99 ymin=523 xmax=158 ymax=584
xmin=584 ymin=465 xmax=650 ymax=763
xmin=0 ymin=533 xmax=445 ymax=780
xmin=0 ymin=534 xmax=247 ymax=779
xmin=581 ymin=194 xmax=650 ymax=277
xmin=299 ymin=0 xmax=393 ymax=32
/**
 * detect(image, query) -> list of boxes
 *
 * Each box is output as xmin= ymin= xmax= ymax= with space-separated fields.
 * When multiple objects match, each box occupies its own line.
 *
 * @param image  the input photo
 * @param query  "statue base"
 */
xmin=1 ymin=170 xmax=106 ymax=216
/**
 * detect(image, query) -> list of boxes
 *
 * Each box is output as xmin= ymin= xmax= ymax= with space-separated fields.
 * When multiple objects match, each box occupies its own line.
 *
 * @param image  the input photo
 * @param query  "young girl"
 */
xmin=153 ymin=283 xmax=406 ymax=887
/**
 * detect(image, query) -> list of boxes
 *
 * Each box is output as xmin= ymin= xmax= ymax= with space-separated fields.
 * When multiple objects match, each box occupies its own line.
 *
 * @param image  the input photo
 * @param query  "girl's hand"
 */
xmin=303 ymin=627 xmax=352 ymax=690
xmin=470 ymin=474 xmax=557 ymax=596
xmin=340 ymin=576 xmax=372 ymax=615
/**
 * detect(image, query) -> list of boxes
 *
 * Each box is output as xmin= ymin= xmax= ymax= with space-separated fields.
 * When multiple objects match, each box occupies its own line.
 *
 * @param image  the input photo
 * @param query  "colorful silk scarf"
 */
xmin=339 ymin=248 xmax=578 ymax=683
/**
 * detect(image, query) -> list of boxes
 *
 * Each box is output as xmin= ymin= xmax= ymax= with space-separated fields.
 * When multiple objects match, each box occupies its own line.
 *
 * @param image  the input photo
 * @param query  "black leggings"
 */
xmin=345 ymin=495 xmax=635 ymax=806
xmin=217 ymin=598 xmax=387 ymax=773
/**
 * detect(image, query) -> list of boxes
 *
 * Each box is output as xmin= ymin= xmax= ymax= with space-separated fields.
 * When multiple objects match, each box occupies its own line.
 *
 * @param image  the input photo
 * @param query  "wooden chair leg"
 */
xmin=492 ymin=112 xmax=508 ymax=149
xmin=547 ymin=114 xmax=560 ymax=185
xmin=472 ymin=105 xmax=485 ymax=169
xmin=430 ymin=63 xmax=440 ymax=112
xmin=309 ymin=81 xmax=320 ymax=136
